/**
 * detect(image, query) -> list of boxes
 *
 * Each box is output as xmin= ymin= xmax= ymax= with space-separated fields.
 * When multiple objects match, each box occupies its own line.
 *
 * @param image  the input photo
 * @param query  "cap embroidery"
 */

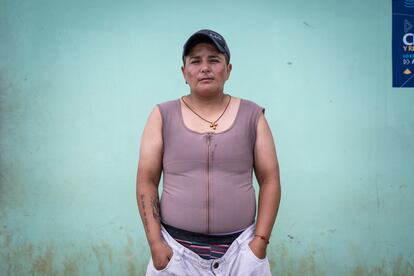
xmin=209 ymin=33 xmax=223 ymax=41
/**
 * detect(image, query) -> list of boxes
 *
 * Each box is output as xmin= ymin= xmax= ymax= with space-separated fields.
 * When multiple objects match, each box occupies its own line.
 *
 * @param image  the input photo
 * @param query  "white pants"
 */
xmin=146 ymin=223 xmax=272 ymax=276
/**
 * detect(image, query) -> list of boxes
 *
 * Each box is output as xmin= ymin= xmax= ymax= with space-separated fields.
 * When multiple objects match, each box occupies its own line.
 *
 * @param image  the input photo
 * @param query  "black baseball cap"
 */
xmin=182 ymin=29 xmax=231 ymax=64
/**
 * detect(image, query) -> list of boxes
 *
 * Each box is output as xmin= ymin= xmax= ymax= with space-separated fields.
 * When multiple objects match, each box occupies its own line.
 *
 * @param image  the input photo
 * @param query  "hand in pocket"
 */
xmin=248 ymin=238 xmax=267 ymax=260
xmin=151 ymin=241 xmax=174 ymax=270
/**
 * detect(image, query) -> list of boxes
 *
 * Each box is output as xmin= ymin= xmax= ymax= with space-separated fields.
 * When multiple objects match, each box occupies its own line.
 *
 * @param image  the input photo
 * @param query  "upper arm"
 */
xmin=137 ymin=106 xmax=164 ymax=187
xmin=254 ymin=112 xmax=279 ymax=185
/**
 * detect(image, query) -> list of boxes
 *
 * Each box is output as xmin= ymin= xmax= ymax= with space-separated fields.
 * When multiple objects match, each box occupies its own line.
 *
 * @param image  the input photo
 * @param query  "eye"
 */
xmin=190 ymin=60 xmax=200 ymax=64
xmin=210 ymin=59 xmax=219 ymax=63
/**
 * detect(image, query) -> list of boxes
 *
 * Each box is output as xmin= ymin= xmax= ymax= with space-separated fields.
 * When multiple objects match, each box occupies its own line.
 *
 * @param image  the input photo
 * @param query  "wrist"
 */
xmin=254 ymin=234 xmax=270 ymax=244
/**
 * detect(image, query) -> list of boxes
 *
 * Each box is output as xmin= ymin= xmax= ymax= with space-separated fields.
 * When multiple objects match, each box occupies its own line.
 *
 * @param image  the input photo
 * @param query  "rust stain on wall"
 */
xmin=268 ymin=243 xmax=325 ymax=276
xmin=92 ymin=243 xmax=113 ymax=276
xmin=267 ymin=242 xmax=414 ymax=276
xmin=63 ymin=254 xmax=84 ymax=276
xmin=2 ymin=228 xmax=414 ymax=276
xmin=31 ymin=246 xmax=57 ymax=276
xmin=124 ymin=235 xmax=137 ymax=276
xmin=1 ymin=227 xmax=152 ymax=276
xmin=352 ymin=256 xmax=414 ymax=276
xmin=1 ymin=229 xmax=36 ymax=275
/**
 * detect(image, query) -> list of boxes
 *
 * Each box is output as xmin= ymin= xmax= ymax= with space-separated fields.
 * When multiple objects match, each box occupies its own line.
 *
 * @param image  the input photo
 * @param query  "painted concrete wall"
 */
xmin=1 ymin=0 xmax=413 ymax=275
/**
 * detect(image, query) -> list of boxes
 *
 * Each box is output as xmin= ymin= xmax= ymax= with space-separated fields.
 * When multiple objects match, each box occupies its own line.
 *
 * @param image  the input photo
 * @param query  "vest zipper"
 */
xmin=206 ymin=133 xmax=211 ymax=234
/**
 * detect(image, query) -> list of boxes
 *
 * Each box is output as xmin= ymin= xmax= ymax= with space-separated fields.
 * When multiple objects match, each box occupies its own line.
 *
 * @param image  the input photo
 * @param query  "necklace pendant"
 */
xmin=210 ymin=122 xmax=218 ymax=130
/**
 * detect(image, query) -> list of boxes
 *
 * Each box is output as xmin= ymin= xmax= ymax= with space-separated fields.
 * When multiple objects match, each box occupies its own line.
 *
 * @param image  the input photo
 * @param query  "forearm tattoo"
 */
xmin=140 ymin=194 xmax=149 ymax=233
xmin=140 ymin=194 xmax=161 ymax=234
xmin=151 ymin=195 xmax=161 ymax=221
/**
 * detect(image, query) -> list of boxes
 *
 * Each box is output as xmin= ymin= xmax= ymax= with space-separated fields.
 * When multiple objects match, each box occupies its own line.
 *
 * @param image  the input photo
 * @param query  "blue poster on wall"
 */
xmin=393 ymin=0 xmax=414 ymax=87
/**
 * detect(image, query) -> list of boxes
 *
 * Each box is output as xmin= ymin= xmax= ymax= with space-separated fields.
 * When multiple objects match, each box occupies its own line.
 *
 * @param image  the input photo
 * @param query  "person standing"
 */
xmin=136 ymin=29 xmax=281 ymax=275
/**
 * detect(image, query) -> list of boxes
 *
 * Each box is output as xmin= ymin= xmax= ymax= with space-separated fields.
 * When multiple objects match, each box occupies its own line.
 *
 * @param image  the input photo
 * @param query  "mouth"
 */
xmin=198 ymin=77 xmax=214 ymax=82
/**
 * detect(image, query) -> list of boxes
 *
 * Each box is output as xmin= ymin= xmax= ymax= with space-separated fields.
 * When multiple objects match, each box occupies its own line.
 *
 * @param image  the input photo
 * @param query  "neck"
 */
xmin=187 ymin=92 xmax=226 ymax=109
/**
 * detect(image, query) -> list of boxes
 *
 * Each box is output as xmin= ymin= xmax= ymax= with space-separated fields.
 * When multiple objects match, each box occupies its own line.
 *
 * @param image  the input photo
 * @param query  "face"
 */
xmin=181 ymin=43 xmax=232 ymax=97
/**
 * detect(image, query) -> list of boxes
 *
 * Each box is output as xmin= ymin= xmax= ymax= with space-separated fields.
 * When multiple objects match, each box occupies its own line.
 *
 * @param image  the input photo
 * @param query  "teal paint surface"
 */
xmin=1 ymin=0 xmax=413 ymax=275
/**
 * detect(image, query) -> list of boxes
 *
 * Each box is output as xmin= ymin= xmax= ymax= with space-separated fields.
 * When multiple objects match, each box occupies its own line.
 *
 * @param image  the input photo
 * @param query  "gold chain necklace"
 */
xmin=181 ymin=94 xmax=232 ymax=130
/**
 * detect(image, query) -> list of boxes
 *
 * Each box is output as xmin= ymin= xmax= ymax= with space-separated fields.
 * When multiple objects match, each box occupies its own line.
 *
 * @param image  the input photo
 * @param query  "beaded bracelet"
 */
xmin=254 ymin=234 xmax=270 ymax=244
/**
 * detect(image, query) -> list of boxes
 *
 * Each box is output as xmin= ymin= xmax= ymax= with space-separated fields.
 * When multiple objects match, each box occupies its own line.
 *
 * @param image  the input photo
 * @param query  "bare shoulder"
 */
xmin=256 ymin=112 xmax=273 ymax=143
xmin=254 ymin=112 xmax=278 ymax=183
xmin=146 ymin=105 xmax=162 ymax=127
xmin=139 ymin=106 xmax=163 ymax=161
xmin=137 ymin=105 xmax=164 ymax=184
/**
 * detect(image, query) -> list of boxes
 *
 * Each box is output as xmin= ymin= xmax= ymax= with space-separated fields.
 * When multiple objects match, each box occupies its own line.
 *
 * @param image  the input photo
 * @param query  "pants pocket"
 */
xmin=147 ymin=252 xmax=176 ymax=275
xmin=245 ymin=244 xmax=268 ymax=263
xmin=226 ymin=244 xmax=272 ymax=276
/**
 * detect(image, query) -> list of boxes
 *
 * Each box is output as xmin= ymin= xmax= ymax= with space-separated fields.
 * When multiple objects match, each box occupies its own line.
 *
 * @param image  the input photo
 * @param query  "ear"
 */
xmin=226 ymin=63 xmax=232 ymax=80
xmin=181 ymin=65 xmax=187 ymax=83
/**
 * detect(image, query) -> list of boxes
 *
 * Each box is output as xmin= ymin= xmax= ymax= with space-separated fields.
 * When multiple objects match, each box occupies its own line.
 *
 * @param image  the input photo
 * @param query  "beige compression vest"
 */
xmin=158 ymin=98 xmax=264 ymax=234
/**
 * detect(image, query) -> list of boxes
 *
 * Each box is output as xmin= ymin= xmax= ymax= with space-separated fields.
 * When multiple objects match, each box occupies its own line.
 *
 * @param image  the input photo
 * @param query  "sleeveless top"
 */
xmin=157 ymin=98 xmax=265 ymax=235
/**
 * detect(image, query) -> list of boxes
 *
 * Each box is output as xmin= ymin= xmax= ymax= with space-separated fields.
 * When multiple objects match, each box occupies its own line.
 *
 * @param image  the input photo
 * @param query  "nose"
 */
xmin=200 ymin=61 xmax=210 ymax=73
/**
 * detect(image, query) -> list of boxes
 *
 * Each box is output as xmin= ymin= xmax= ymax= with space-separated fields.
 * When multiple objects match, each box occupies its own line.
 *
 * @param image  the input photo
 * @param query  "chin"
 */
xmin=194 ymin=88 xmax=222 ymax=97
xmin=196 ymin=85 xmax=223 ymax=93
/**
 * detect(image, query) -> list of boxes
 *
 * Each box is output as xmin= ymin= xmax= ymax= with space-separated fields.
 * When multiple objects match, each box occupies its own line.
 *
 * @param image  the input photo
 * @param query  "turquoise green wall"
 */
xmin=1 ymin=0 xmax=413 ymax=275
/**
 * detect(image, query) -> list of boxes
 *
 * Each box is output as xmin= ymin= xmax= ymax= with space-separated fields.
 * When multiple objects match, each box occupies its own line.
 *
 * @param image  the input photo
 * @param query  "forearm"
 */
xmin=255 ymin=178 xmax=281 ymax=241
xmin=136 ymin=181 xmax=162 ymax=247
